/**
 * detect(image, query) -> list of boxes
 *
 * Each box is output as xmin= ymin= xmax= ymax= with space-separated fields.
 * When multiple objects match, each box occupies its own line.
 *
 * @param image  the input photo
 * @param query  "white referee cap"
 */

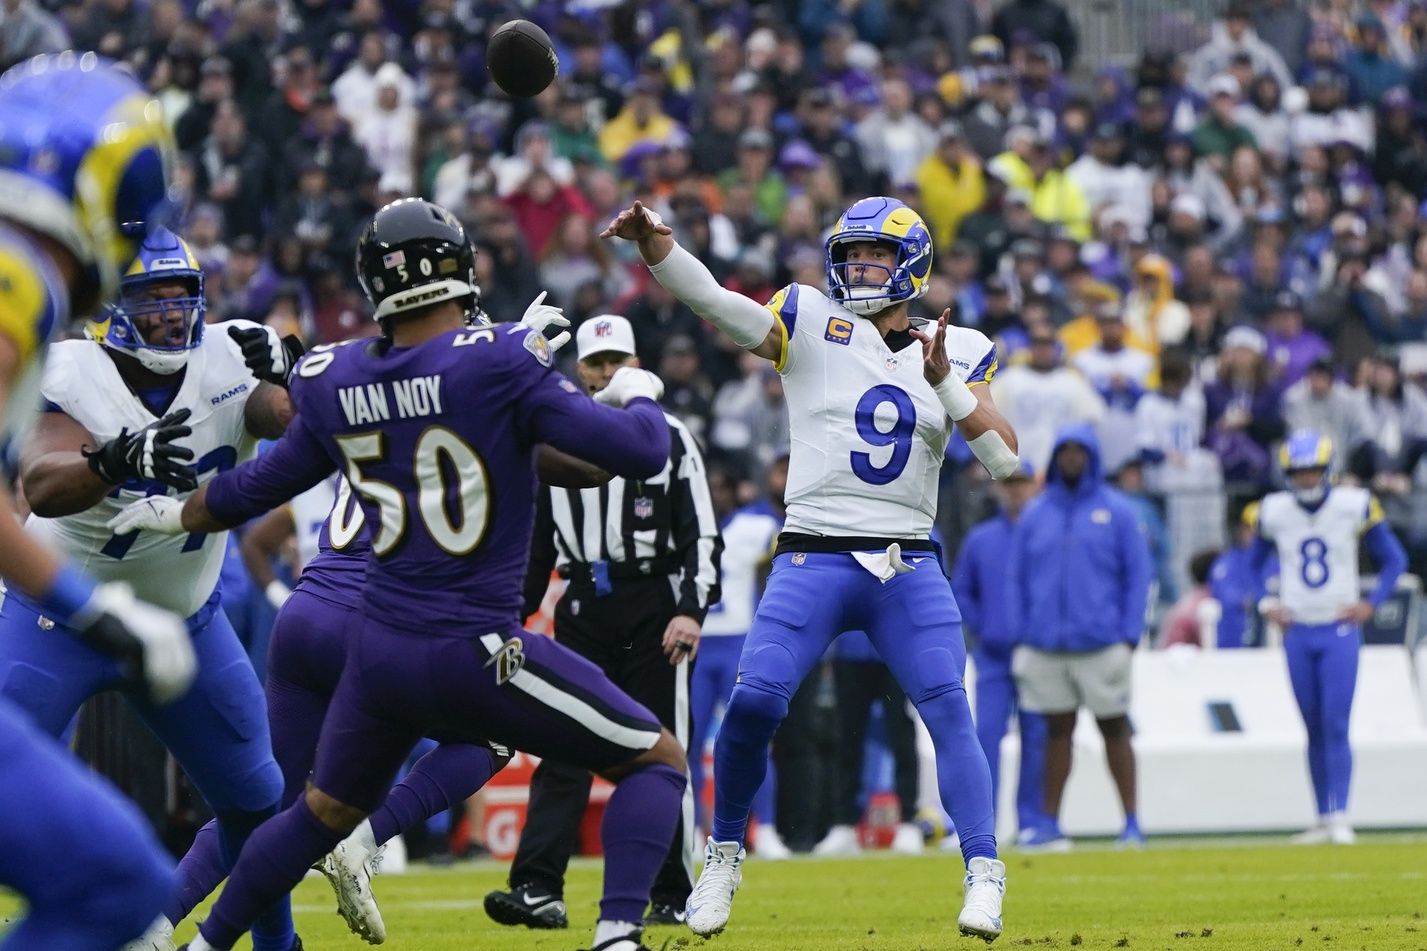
xmin=576 ymin=314 xmax=637 ymax=361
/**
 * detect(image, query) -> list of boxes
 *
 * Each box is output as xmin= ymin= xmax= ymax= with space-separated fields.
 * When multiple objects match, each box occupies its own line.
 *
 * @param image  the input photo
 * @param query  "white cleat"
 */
xmin=812 ymin=824 xmax=862 ymax=856
xmin=1290 ymin=823 xmax=1331 ymax=845
xmin=753 ymin=824 xmax=792 ymax=861
xmin=319 ymin=820 xmax=388 ymax=944
xmin=1327 ymin=815 xmax=1357 ymax=845
xmin=958 ymin=856 xmax=1006 ymax=943
xmin=121 ymin=914 xmax=174 ymax=951
xmin=891 ymin=822 xmax=925 ymax=855
xmin=685 ymin=838 xmax=744 ymax=936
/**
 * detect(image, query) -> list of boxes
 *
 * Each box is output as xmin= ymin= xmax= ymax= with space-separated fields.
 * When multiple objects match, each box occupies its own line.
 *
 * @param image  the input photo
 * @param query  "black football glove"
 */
xmin=83 ymin=407 xmax=197 ymax=491
xmin=228 ymin=324 xmax=306 ymax=387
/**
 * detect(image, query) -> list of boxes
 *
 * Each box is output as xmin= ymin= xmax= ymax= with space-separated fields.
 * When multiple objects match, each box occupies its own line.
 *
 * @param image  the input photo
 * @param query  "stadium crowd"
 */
xmin=8 ymin=0 xmax=1427 ymax=592
xmin=7 ymin=0 xmax=1427 ymax=855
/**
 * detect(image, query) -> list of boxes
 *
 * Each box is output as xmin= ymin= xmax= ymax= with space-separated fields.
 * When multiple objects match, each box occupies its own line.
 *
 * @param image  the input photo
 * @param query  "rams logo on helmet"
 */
xmin=825 ymin=197 xmax=933 ymax=317
xmin=0 ymin=53 xmax=178 ymax=308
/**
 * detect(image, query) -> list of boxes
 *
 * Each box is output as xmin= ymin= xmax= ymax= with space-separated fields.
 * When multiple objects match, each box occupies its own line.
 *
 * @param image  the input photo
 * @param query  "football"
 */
xmin=486 ymin=19 xmax=559 ymax=98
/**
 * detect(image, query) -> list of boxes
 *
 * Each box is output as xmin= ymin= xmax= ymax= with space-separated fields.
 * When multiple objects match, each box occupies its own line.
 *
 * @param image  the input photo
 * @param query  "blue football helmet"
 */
xmin=1279 ymin=429 xmax=1334 ymax=505
xmin=0 ymin=53 xmax=178 ymax=309
xmin=90 ymin=226 xmax=204 ymax=374
xmin=825 ymin=197 xmax=933 ymax=316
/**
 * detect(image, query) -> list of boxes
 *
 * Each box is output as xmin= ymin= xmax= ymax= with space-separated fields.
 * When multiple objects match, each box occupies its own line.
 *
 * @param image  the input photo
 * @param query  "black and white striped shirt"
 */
xmin=524 ymin=412 xmax=723 ymax=622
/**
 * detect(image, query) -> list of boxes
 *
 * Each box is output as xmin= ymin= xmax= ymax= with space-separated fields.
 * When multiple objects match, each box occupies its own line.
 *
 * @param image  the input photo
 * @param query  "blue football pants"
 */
xmin=0 ymin=696 xmax=173 ymax=950
xmin=689 ymin=633 xmax=775 ymax=830
xmin=711 ymin=552 xmax=996 ymax=862
xmin=1284 ymin=622 xmax=1359 ymax=816
xmin=0 ymin=588 xmax=291 ymax=948
xmin=973 ymin=646 xmax=1046 ymax=834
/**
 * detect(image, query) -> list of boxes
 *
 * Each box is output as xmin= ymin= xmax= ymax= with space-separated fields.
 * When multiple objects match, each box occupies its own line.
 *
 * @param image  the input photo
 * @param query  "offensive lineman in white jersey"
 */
xmin=0 ymin=227 xmax=306 ymax=951
xmin=603 ymin=196 xmax=1019 ymax=941
xmin=1254 ymin=430 xmax=1406 ymax=845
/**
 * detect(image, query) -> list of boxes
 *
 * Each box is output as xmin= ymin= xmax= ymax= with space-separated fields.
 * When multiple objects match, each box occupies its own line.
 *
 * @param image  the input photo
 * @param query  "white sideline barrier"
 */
xmin=968 ymin=646 xmax=1427 ymax=839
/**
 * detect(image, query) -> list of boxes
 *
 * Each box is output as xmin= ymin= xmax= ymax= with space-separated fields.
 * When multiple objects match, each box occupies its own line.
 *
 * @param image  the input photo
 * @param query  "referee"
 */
xmin=485 ymin=314 xmax=723 ymax=929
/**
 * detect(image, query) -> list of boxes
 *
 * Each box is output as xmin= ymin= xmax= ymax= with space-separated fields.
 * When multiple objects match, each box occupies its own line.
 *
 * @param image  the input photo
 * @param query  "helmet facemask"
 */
xmin=826 ymin=239 xmax=902 ymax=316
xmin=823 ymin=198 xmax=933 ymax=318
xmin=97 ymin=272 xmax=206 ymax=374
xmin=1288 ymin=467 xmax=1330 ymax=507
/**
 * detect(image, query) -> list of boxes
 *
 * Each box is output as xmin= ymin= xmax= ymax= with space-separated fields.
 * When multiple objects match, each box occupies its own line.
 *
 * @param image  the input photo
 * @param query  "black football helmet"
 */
xmin=355 ymin=198 xmax=482 ymax=322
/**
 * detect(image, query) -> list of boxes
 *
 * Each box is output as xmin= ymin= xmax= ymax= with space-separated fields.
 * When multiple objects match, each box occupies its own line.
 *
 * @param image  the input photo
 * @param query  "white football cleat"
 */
xmin=319 ymin=820 xmax=388 ymax=944
xmin=891 ymin=822 xmax=924 ymax=854
xmin=685 ymin=838 xmax=744 ymax=936
xmin=753 ymin=824 xmax=792 ymax=860
xmin=1290 ymin=823 xmax=1331 ymax=845
xmin=121 ymin=914 xmax=174 ymax=951
xmin=958 ymin=856 xmax=1006 ymax=942
xmin=1327 ymin=813 xmax=1357 ymax=845
xmin=812 ymin=824 xmax=862 ymax=856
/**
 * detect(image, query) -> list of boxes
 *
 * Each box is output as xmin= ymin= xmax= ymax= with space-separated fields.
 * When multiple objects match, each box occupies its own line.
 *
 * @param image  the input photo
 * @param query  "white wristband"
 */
xmin=648 ymin=243 xmax=774 ymax=350
xmin=265 ymin=580 xmax=293 ymax=610
xmin=968 ymin=431 xmax=1021 ymax=480
xmin=931 ymin=373 xmax=979 ymax=421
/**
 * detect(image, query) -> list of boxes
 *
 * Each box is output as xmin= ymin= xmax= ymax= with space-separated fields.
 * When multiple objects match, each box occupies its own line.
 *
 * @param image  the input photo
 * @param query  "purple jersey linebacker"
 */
xmin=207 ymin=325 xmax=665 ymax=632
xmin=148 ymin=199 xmax=689 ymax=951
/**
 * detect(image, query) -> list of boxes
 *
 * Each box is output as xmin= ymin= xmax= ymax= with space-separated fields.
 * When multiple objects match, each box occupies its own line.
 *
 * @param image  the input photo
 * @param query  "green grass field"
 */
xmin=123 ymin=833 xmax=1427 ymax=950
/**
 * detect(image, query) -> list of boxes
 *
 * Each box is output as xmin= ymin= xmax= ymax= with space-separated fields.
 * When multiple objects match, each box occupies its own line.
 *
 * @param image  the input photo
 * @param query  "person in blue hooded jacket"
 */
xmin=951 ymin=461 xmax=1046 ymax=843
xmin=1007 ymin=423 xmax=1152 ymax=850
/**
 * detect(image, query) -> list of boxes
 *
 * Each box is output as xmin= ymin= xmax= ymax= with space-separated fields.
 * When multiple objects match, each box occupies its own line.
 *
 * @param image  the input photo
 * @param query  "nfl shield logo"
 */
xmin=634 ymin=496 xmax=654 ymax=519
xmin=595 ymin=320 xmax=613 ymax=337
xmin=791 ymin=552 xmax=806 ymax=566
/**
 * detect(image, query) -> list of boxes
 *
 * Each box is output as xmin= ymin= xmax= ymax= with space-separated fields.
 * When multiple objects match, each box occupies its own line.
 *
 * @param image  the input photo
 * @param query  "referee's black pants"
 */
xmin=509 ymin=575 xmax=694 ymax=907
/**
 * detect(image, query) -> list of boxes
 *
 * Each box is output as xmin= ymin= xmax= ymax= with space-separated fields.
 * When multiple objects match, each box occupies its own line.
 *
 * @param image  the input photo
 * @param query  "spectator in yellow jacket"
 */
xmin=990 ymin=129 xmax=1092 ymax=240
xmin=1124 ymin=253 xmax=1191 ymax=353
xmin=597 ymin=79 xmax=680 ymax=163
xmin=916 ymin=120 xmax=986 ymax=250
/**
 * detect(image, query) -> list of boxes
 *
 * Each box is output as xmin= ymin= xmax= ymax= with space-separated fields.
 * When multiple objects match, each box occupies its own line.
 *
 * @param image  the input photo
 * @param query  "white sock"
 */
xmin=187 ymin=937 xmax=217 ymax=951
xmin=593 ymin=919 xmax=641 ymax=947
xmin=1327 ymin=810 xmax=1350 ymax=827
xmin=354 ymin=817 xmax=378 ymax=851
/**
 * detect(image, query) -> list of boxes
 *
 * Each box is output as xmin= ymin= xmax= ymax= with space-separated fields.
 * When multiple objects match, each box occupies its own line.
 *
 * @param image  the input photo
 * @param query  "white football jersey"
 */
xmin=767 ymin=284 xmax=996 ymax=538
xmin=1258 ymin=485 xmax=1380 ymax=624
xmin=290 ymin=475 xmax=342 ymax=572
xmin=27 ymin=322 xmax=265 ymax=617
xmin=702 ymin=504 xmax=781 ymax=637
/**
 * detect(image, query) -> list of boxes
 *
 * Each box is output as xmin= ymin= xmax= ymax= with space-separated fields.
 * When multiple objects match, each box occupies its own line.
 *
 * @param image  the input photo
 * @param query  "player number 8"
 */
xmin=1299 ymin=536 xmax=1330 ymax=589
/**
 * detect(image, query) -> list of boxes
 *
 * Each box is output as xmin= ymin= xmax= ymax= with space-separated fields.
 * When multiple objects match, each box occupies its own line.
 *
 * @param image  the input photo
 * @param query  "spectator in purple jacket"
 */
xmin=1264 ymin=290 xmax=1332 ymax=391
xmin=1203 ymin=326 xmax=1287 ymax=487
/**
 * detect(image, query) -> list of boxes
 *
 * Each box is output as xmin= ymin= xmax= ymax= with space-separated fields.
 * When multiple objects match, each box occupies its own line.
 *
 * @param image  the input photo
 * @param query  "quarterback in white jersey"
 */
xmin=0 ymin=227 xmax=304 ymax=949
xmin=1254 ymin=430 xmax=1406 ymax=846
xmin=604 ymin=196 xmax=1016 ymax=941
